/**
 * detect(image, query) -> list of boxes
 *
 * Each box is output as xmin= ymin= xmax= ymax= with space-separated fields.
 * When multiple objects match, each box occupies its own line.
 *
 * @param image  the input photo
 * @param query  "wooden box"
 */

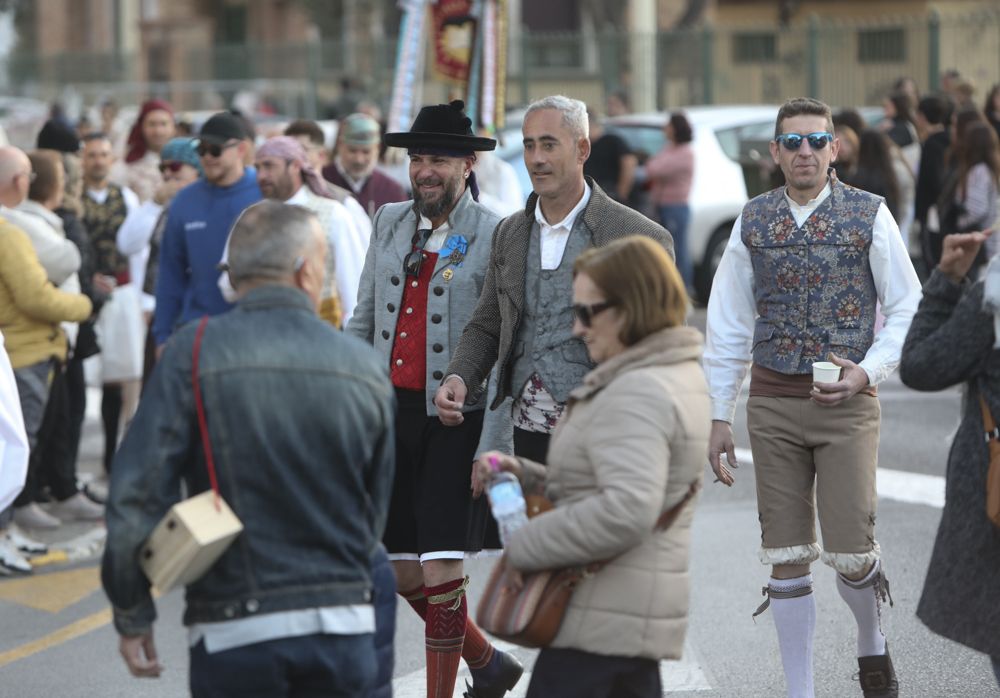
xmin=140 ymin=490 xmax=243 ymax=593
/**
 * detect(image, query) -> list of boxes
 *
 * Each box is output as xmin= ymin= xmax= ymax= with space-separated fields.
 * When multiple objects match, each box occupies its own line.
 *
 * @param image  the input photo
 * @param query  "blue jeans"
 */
xmin=658 ymin=203 xmax=692 ymax=288
xmin=189 ymin=632 xmax=376 ymax=698
xmin=369 ymin=544 xmax=397 ymax=698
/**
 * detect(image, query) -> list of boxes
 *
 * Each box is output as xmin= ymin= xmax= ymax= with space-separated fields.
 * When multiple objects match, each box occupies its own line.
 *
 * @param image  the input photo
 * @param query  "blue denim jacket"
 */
xmin=102 ymin=285 xmax=395 ymax=635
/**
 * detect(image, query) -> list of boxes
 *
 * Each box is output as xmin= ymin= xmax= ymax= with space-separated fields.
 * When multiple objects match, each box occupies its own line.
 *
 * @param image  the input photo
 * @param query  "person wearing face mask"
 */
xmin=473 ymin=235 xmax=707 ymax=698
xmin=705 ymin=97 xmax=922 ymax=698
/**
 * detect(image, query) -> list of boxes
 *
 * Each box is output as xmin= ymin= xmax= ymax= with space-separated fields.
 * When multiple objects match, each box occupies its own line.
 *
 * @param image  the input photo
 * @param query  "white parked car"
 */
xmin=603 ymin=105 xmax=780 ymax=303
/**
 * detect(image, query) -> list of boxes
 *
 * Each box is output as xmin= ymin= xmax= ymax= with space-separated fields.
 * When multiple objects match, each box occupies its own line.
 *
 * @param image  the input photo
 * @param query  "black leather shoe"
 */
xmin=463 ymin=651 xmax=524 ymax=698
xmin=857 ymin=645 xmax=899 ymax=697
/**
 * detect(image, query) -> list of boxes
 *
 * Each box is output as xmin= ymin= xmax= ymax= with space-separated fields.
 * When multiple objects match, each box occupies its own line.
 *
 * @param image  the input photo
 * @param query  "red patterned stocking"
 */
xmin=423 ymin=577 xmax=468 ymax=698
xmin=400 ymin=584 xmax=495 ymax=670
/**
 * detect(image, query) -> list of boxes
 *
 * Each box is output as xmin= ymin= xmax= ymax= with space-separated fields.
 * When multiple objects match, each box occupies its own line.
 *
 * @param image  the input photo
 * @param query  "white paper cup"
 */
xmin=812 ymin=361 xmax=841 ymax=384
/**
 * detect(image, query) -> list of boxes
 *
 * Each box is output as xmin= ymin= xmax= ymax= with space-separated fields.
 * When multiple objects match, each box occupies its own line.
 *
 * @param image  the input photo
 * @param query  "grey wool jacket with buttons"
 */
xmin=347 ymin=187 xmax=513 ymax=455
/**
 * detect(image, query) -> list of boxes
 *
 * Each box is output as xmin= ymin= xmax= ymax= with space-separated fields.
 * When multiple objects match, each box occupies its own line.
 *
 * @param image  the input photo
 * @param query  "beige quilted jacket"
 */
xmin=505 ymin=325 xmax=709 ymax=660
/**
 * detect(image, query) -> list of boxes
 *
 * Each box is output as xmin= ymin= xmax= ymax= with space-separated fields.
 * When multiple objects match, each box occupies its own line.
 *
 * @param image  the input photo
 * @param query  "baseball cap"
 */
xmin=199 ymin=112 xmax=248 ymax=144
xmin=340 ymin=113 xmax=380 ymax=146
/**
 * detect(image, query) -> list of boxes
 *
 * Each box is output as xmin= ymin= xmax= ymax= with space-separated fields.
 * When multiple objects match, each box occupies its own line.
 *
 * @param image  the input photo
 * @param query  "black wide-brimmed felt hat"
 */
xmin=384 ymin=100 xmax=496 ymax=152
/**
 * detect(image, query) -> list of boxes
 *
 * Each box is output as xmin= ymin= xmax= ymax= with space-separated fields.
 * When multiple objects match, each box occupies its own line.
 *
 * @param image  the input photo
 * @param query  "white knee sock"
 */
xmin=769 ymin=574 xmax=816 ymax=698
xmin=836 ymin=559 xmax=887 ymax=657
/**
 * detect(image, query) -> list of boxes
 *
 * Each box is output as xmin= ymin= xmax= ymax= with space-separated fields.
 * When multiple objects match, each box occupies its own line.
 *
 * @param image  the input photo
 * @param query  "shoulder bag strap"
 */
xmin=980 ymin=391 xmax=999 ymax=441
xmin=654 ymin=480 xmax=702 ymax=531
xmin=191 ymin=315 xmax=222 ymax=510
xmin=573 ymin=479 xmax=703 ymax=579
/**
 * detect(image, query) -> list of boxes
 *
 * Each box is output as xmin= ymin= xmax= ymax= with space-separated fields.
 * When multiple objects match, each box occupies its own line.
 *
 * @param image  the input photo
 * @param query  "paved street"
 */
xmin=1 ymin=309 xmax=998 ymax=696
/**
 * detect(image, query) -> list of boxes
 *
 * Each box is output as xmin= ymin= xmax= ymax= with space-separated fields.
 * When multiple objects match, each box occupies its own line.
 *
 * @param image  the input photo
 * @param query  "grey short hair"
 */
xmin=228 ymin=201 xmax=321 ymax=286
xmin=525 ymin=95 xmax=589 ymax=140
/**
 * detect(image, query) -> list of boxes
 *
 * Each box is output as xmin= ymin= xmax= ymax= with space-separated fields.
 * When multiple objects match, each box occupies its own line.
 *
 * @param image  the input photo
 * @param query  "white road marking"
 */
xmin=391 ymin=639 xmax=712 ymax=695
xmin=733 ymin=448 xmax=945 ymax=509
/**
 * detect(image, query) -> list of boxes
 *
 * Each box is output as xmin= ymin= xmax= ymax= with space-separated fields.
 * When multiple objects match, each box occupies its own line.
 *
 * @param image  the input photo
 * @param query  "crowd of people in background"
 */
xmin=0 ymin=67 xmax=998 ymax=697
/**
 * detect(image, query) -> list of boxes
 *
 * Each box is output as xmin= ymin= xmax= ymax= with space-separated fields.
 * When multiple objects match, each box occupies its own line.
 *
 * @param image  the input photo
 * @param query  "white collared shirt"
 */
xmin=417 ymin=213 xmax=451 ymax=252
xmin=189 ymin=605 xmax=374 ymax=654
xmin=334 ymin=159 xmax=366 ymax=195
xmin=533 ymin=184 xmax=591 ymax=270
xmin=704 ymin=181 xmax=923 ymax=424
xmin=288 ymin=186 xmax=366 ymax=324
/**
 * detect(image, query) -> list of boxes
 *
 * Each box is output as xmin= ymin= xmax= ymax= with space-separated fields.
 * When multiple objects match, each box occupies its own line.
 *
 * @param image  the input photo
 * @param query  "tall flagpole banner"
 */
xmin=479 ymin=0 xmax=496 ymax=133
xmin=494 ymin=0 xmax=508 ymax=129
xmin=464 ymin=0 xmax=484 ymax=131
xmin=388 ymin=0 xmax=430 ymax=134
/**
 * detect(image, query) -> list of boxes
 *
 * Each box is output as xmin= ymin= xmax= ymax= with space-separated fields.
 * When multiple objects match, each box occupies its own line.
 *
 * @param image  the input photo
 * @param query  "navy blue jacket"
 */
xmin=152 ymin=168 xmax=261 ymax=346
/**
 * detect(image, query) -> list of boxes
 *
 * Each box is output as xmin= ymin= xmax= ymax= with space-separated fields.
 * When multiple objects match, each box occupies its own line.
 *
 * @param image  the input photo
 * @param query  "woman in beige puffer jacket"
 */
xmin=475 ymin=235 xmax=710 ymax=698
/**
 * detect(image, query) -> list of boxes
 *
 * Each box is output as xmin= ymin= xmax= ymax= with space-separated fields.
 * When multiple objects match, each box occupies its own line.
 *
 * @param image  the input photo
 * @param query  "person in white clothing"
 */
xmin=705 ymin=98 xmax=921 ymax=698
xmin=219 ymin=136 xmax=365 ymax=328
xmin=0 ymin=330 xmax=30 ymax=574
xmin=117 ymin=138 xmax=204 ymax=315
xmin=284 ymin=119 xmax=373 ymax=248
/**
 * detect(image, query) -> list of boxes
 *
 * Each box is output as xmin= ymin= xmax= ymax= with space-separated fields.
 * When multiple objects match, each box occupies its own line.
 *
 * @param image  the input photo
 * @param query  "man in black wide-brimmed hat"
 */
xmin=346 ymin=101 xmax=522 ymax=698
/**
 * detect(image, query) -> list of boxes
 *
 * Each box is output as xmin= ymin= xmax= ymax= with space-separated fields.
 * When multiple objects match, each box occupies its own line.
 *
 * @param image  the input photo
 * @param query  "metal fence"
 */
xmin=4 ymin=8 xmax=999 ymax=117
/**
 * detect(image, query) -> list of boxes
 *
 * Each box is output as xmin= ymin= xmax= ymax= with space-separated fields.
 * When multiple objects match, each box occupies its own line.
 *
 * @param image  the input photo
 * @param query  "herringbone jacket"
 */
xmin=446 ymin=178 xmax=674 ymax=409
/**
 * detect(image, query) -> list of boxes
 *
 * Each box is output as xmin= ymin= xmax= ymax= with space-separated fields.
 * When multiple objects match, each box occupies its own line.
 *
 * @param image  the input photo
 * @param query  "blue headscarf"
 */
xmin=160 ymin=137 xmax=203 ymax=177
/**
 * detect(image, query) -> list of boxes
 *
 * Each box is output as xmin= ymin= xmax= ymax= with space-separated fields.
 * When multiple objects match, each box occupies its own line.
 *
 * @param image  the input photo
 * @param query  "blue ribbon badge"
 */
xmin=442 ymin=234 xmax=468 ymax=267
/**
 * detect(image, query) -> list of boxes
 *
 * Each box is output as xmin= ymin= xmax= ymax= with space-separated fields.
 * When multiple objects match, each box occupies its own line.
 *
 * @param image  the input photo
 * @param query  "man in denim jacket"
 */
xmin=102 ymin=201 xmax=395 ymax=697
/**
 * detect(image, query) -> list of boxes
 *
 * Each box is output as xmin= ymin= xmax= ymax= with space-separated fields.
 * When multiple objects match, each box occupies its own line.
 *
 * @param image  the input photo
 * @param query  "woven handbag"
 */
xmin=476 ymin=481 xmax=699 ymax=648
xmin=978 ymin=395 xmax=1000 ymax=528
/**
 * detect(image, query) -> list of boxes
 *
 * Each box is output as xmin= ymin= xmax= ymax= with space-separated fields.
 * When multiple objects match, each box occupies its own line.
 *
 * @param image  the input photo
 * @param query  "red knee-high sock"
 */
xmin=400 ymin=585 xmax=429 ymax=618
xmin=424 ymin=577 xmax=468 ymax=698
xmin=400 ymin=585 xmax=495 ymax=670
xmin=462 ymin=618 xmax=495 ymax=670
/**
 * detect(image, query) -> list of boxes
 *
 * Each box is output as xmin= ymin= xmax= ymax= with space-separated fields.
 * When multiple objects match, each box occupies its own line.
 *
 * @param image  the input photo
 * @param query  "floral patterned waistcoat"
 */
xmin=740 ymin=180 xmax=881 ymax=375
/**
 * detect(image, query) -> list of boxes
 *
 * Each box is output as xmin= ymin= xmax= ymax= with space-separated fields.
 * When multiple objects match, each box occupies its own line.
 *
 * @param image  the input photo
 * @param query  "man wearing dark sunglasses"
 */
xmin=152 ymin=112 xmax=261 ymax=355
xmin=705 ymin=97 xmax=921 ymax=698
xmin=347 ymin=100 xmax=523 ymax=698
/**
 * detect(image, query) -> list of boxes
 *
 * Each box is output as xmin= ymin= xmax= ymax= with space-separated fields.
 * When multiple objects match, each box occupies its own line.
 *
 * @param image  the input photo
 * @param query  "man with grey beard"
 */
xmin=347 ymin=100 xmax=521 ymax=698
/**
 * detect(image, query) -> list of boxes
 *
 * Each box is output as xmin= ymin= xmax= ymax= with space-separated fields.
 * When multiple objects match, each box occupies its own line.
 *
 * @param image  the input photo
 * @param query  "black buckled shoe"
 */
xmin=463 ymin=650 xmax=524 ymax=698
xmin=857 ymin=645 xmax=899 ymax=697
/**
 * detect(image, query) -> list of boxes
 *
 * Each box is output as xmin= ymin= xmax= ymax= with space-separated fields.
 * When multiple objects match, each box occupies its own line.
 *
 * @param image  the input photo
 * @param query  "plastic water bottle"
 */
xmin=486 ymin=458 xmax=529 ymax=546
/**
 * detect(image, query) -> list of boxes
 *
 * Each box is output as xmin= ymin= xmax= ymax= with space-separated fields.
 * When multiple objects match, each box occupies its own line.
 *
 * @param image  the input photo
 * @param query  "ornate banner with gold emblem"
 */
xmin=432 ymin=0 xmax=476 ymax=84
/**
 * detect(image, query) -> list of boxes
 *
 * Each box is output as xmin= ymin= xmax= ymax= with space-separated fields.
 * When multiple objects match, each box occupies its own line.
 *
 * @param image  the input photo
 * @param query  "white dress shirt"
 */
xmin=417 ymin=213 xmax=451 ymax=251
xmin=288 ymin=187 xmax=366 ymax=325
xmin=704 ymin=182 xmax=922 ymax=424
xmin=533 ymin=184 xmax=591 ymax=270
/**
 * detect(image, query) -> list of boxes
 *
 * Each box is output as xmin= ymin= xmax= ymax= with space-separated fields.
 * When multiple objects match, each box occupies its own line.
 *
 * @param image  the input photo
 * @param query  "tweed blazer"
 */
xmin=347 ymin=188 xmax=512 ymax=453
xmin=446 ymin=178 xmax=674 ymax=409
